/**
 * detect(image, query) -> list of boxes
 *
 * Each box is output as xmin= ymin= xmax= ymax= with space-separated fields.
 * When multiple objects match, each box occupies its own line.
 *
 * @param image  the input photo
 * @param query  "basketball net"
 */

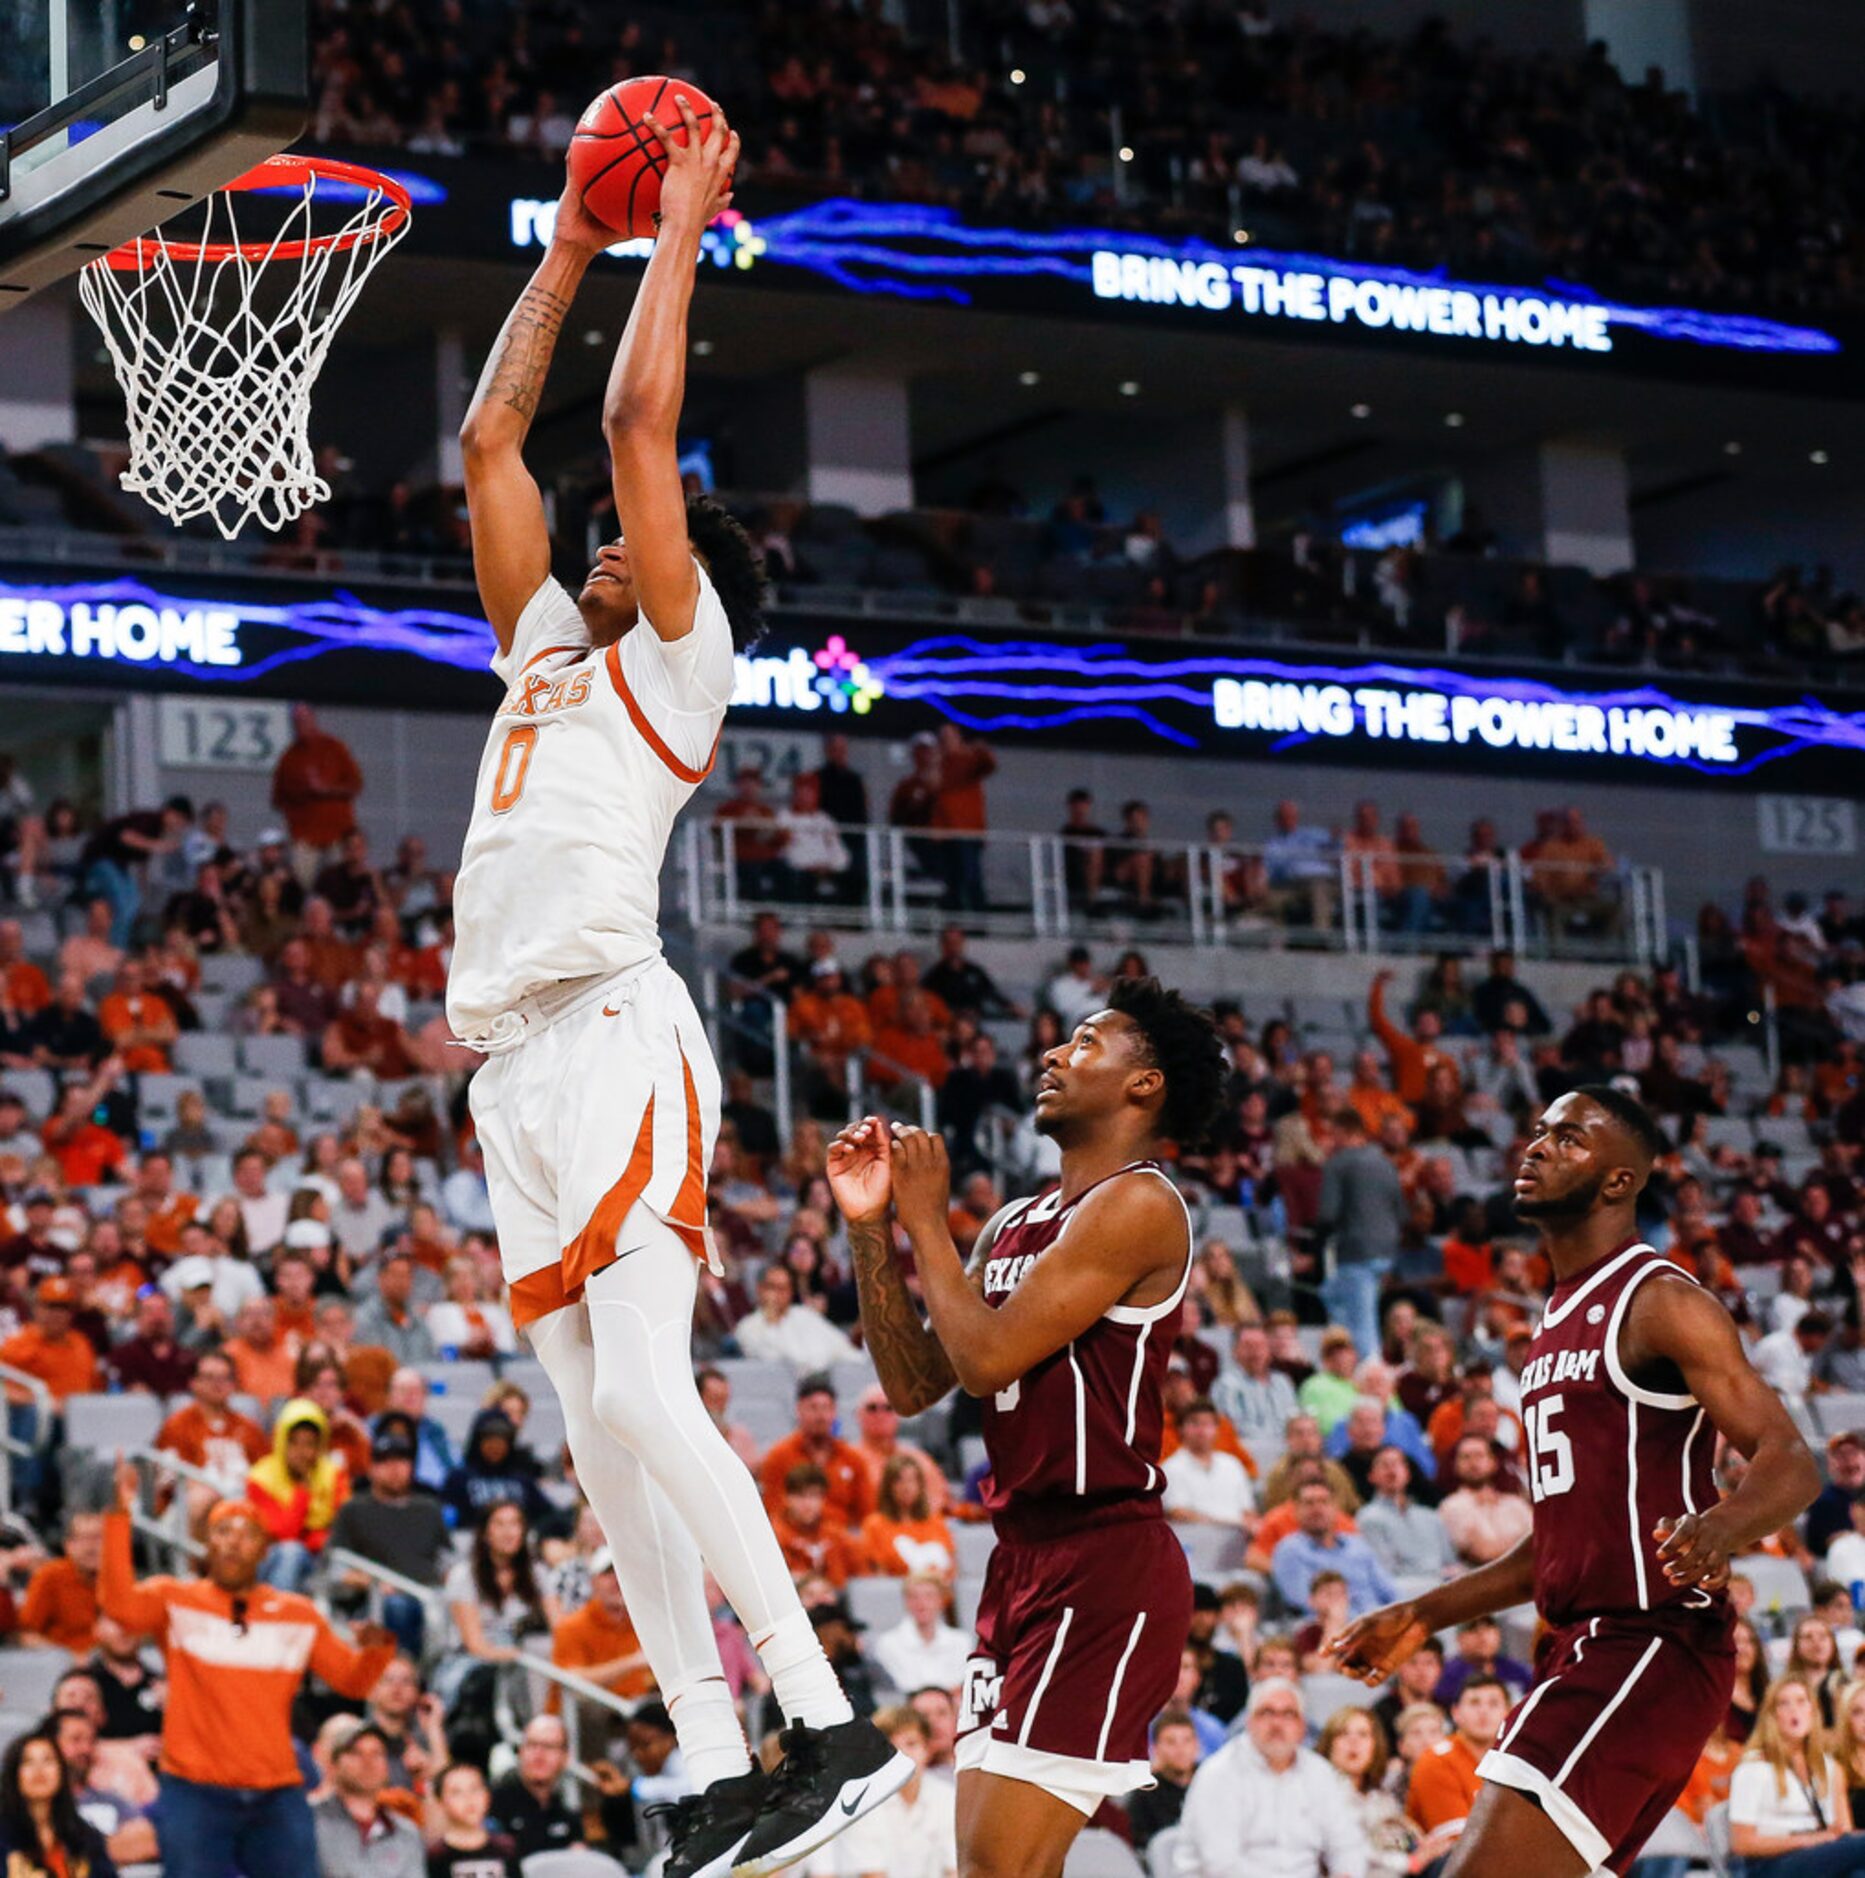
xmin=78 ymin=154 xmax=411 ymax=540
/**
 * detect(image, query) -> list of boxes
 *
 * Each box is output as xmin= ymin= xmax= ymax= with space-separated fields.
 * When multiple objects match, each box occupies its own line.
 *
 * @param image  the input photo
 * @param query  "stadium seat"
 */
xmin=198 ymin=954 xmax=265 ymax=998
xmin=240 ymin=1034 xmax=308 ymax=1079
xmin=1062 ymin=1828 xmax=1144 ymax=1878
xmin=0 ymin=1069 xmax=55 ymax=1116
xmin=521 ymin=1853 xmax=627 ymax=1878
xmin=0 ymin=1649 xmax=73 ymax=1716
xmin=172 ymin=1033 xmax=237 ymax=1079
xmin=958 ymin=1436 xmax=987 ymax=1480
xmin=1144 ymin=1827 xmax=1182 ymax=1878
xmin=424 ymin=1360 xmax=495 ymax=1402
xmin=1732 ymin=1554 xmax=1811 ymax=1622
xmin=1703 ymin=1800 xmax=1731 ymax=1875
xmin=1178 ymin=1526 xmax=1245 ymax=1577
xmin=953 ymin=1575 xmax=984 ymax=1632
xmin=1813 ymin=1394 xmax=1865 ymax=1440
xmin=1701 ymin=1116 xmax=1755 ymax=1152
xmin=1299 ymin=1672 xmax=1367 ymax=1729
xmin=844 ymin=1576 xmax=904 ymax=1633
xmin=429 ymin=1395 xmax=481 ymax=1453
xmin=525 ymin=1394 xmax=567 ymax=1464
xmin=953 ymin=1524 xmax=996 ymax=1579
xmin=65 ymin=1393 xmax=164 ymax=1455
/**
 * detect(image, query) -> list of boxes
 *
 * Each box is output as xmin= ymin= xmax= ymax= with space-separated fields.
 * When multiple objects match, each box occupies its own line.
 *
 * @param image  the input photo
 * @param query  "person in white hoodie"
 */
xmin=1175 ymin=1678 xmax=1368 ymax=1878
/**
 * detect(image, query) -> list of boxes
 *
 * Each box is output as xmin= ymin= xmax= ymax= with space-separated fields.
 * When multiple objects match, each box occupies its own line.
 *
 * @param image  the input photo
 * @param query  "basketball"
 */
xmin=567 ymin=76 xmax=721 ymax=240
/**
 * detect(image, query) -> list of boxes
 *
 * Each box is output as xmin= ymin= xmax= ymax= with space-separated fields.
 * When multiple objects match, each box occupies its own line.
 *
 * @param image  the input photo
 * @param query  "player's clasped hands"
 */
xmin=1324 ymin=1599 xmax=1432 ymax=1686
xmin=827 ymin=1117 xmax=894 ymax=1225
xmin=642 ymin=94 xmax=741 ymax=232
xmin=887 ymin=1122 xmax=952 ymax=1238
xmin=1653 ymin=1510 xmax=1735 ymax=1591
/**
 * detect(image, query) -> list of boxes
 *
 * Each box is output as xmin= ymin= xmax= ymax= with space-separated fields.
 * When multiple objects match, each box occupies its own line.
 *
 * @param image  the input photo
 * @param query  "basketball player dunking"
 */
xmin=1332 ymin=1086 xmax=1820 ymax=1876
xmin=450 ymin=99 xmax=907 ymax=1878
xmin=828 ymin=976 xmax=1228 ymax=1878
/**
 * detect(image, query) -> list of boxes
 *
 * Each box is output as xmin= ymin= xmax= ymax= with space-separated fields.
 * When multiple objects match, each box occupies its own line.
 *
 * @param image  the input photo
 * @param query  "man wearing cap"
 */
xmin=326 ymin=1414 xmax=449 ymax=1658
xmin=374 ymin=1368 xmax=455 ymax=1495
xmin=1177 ymin=1677 xmax=1370 ymax=1876
xmin=104 ymin=1457 xmax=395 ymax=1878
xmin=1297 ymin=1328 xmax=1365 ymax=1435
xmin=1 ymin=1274 xmax=100 ymax=1403
xmin=163 ymin=1217 xmax=265 ymax=1322
xmin=0 ymin=1187 xmax=64 ymax=1291
xmin=1808 ymin=1432 xmax=1865 ymax=1558
xmin=809 ymin=1598 xmax=878 ymax=1719
xmin=551 ymin=1545 xmax=653 ymax=1744
xmin=312 ymin=1716 xmax=424 ymax=1878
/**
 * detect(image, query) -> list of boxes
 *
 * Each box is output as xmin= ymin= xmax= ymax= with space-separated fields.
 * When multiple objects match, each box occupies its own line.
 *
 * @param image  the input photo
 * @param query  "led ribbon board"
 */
xmin=4 ymin=576 xmax=1859 ymax=782
xmin=504 ymin=195 xmax=1841 ymax=360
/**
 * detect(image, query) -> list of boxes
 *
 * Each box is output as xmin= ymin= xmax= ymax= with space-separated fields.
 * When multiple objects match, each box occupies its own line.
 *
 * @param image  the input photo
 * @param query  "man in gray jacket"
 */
xmin=1315 ymin=1109 xmax=1407 ymax=1360
xmin=312 ymin=1719 xmax=425 ymax=1878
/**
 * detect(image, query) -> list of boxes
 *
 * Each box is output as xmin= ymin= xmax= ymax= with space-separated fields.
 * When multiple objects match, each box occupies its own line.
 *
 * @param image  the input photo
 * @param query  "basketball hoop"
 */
xmin=77 ymin=153 xmax=412 ymax=539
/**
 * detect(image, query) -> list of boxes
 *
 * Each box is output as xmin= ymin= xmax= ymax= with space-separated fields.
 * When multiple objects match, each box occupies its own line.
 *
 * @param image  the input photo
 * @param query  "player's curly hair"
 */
xmin=686 ymin=493 xmax=769 ymax=651
xmin=1106 ymin=974 xmax=1228 ymax=1150
xmin=1572 ymin=1082 xmax=1667 ymax=1166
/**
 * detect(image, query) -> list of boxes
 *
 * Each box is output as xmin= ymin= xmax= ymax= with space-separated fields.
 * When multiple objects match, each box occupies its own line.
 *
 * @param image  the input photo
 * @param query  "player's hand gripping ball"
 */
xmin=888 ymin=1124 xmax=952 ymax=1237
xmin=567 ymin=77 xmax=733 ymax=238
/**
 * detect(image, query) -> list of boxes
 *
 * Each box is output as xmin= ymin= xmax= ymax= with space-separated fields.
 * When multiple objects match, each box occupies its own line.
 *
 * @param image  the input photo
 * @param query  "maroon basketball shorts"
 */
xmin=1479 ymin=1607 xmax=1736 ymax=1875
xmin=954 ymin=1502 xmax=1193 ymax=1812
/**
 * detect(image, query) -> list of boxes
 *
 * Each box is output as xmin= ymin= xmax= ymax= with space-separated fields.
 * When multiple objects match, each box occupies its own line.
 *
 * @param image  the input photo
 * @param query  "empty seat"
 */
xmin=1813 ymin=1394 xmax=1865 ymax=1440
xmin=0 ymin=1649 xmax=73 ymax=1717
xmin=0 ymin=1070 xmax=56 ymax=1118
xmin=424 ymin=1360 xmax=496 ymax=1403
xmin=134 ymin=1073 xmax=200 ymax=1124
xmin=198 ymin=953 xmax=265 ymax=997
xmin=844 ymin=1576 xmax=905 ymax=1636
xmin=953 ymin=1523 xmax=995 ymax=1578
xmin=172 ymin=1034 xmax=237 ymax=1079
xmin=1300 ymin=1671 xmax=1369 ymax=1729
xmin=228 ymin=1076 xmax=295 ymax=1119
xmin=1732 ymin=1553 xmax=1810 ymax=1618
xmin=240 ymin=1034 xmax=307 ymax=1079
xmin=65 ymin=1394 xmax=164 ymax=1455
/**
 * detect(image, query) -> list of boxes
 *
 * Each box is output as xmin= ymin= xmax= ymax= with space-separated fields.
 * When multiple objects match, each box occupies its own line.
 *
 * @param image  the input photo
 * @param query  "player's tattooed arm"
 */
xmin=479 ymin=280 xmax=574 ymax=423
xmin=848 ymin=1218 xmax=959 ymax=1416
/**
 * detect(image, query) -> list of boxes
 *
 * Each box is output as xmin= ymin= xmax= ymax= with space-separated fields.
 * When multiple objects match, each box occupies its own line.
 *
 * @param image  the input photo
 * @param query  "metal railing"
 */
xmin=679 ymin=821 xmax=1669 ymax=963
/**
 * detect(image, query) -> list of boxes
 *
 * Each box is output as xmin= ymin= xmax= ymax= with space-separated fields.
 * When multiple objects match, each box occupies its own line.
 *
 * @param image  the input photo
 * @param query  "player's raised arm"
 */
xmin=833 ymin=1118 xmax=980 ymax=1414
xmin=1630 ymin=1276 xmax=1821 ymax=1592
xmin=458 ymin=174 xmax=613 ymax=654
xmin=602 ymin=95 xmax=742 ymax=644
xmin=885 ymin=1124 xmax=1182 ymax=1398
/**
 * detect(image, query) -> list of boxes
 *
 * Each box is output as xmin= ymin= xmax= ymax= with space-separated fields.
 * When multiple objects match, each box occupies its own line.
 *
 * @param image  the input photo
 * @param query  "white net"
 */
xmin=77 ymin=160 xmax=409 ymax=539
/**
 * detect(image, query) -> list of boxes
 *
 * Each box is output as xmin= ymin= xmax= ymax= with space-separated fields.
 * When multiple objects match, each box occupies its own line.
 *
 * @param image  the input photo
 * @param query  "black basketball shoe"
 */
xmin=731 ymin=1718 xmax=916 ymax=1876
xmin=652 ymin=1767 xmax=769 ymax=1878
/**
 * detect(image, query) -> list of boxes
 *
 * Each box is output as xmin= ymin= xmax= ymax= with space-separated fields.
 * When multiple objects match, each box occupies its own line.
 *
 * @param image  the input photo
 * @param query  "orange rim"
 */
xmin=100 ymin=152 xmax=412 ymax=269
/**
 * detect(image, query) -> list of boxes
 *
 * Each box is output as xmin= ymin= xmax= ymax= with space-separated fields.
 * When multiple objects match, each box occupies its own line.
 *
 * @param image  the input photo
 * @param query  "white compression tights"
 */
xmin=527 ymin=1205 xmax=849 ymax=1764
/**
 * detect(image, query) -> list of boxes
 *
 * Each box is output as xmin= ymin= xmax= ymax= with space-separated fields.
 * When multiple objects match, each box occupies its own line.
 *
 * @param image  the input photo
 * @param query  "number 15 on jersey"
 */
xmin=1523 ymin=1394 xmax=1575 ymax=1503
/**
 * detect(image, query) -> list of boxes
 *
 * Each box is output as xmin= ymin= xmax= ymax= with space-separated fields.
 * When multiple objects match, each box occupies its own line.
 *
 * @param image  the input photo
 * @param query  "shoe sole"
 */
xmin=677 ymin=1824 xmax=755 ymax=1878
xmin=730 ymin=1749 xmax=917 ymax=1877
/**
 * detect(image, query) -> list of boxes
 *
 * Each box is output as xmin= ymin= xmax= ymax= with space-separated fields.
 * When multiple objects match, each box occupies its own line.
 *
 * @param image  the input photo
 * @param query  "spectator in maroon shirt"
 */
xmin=312 ymin=830 xmax=386 ymax=938
xmin=272 ymin=938 xmax=337 ymax=1037
xmin=106 ymin=1288 xmax=196 ymax=1396
xmin=0 ymin=1189 xmax=63 ymax=1295
xmin=1775 ymin=1184 xmax=1852 ymax=1269
xmin=1719 ymin=1190 xmax=1776 ymax=1267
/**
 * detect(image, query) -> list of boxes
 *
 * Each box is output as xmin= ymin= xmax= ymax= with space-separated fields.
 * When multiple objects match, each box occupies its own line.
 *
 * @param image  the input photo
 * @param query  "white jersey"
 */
xmin=448 ymin=567 xmax=733 ymax=1040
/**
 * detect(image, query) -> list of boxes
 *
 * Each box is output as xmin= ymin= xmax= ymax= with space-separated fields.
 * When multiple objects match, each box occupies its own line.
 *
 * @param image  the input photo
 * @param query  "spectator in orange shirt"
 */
xmin=1405 ymin=1676 xmax=1512 ymax=1834
xmin=40 ymin=1078 xmax=126 ymax=1189
xmin=931 ymin=723 xmax=994 ymax=913
xmin=769 ymin=1465 xmax=862 ymax=1586
xmin=134 ymin=1152 xmax=197 ymax=1259
xmin=859 ymin=1455 xmax=957 ymax=1580
xmin=758 ymin=1375 xmax=875 ymax=1532
xmin=713 ymin=766 xmax=787 ymax=904
xmin=297 ymin=897 xmax=359 ymax=995
xmin=321 ymin=984 xmax=416 ymax=1080
xmin=1439 ymin=1201 xmax=1496 ymax=1296
xmin=1368 ymin=969 xmax=1461 ymax=1108
xmin=1342 ymin=799 xmax=1401 ymax=909
xmin=868 ymin=989 xmax=952 ymax=1093
xmin=246 ymin=1397 xmax=349 ymax=1592
xmin=550 ymin=1545 xmax=653 ymax=1733
xmin=1346 ymin=1049 xmax=1414 ymax=1141
xmin=18 ymin=1510 xmax=103 ymax=1651
xmin=788 ymin=959 xmax=872 ymax=1087
xmin=849 ymin=1386 xmax=948 ymax=1514
xmin=96 ymin=961 xmax=178 ymax=1073
xmin=157 ymin=1349 xmax=270 ymax=1533
xmin=270 ymin=703 xmax=364 ymax=879
xmin=0 ymin=919 xmax=50 ymax=1016
xmin=1527 ymin=805 xmax=1618 ymax=932
xmin=867 ymin=952 xmax=952 ymax=1034
xmin=222 ymin=1297 xmax=298 ymax=1403
xmin=1 ymin=1276 xmax=100 ymax=1404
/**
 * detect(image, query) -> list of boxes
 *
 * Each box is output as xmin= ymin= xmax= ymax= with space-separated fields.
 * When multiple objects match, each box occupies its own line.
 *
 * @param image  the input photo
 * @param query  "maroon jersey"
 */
xmin=1520 ymin=1241 xmax=1724 ymax=1628
xmin=977 ymin=1162 xmax=1192 ymax=1527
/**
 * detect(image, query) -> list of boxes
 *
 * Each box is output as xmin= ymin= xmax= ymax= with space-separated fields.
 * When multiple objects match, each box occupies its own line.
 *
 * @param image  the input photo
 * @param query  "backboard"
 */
xmin=0 ymin=0 xmax=307 ymax=305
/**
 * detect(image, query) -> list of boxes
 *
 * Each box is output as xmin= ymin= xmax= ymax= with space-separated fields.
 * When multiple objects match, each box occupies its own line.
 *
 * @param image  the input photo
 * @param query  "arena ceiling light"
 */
xmin=1018 ymin=369 xmax=1041 ymax=385
xmin=1810 ymin=448 xmax=1831 ymax=464
xmin=1118 ymin=380 xmax=1141 ymax=396
xmin=1444 ymin=411 xmax=1466 ymax=427
xmin=1009 ymin=68 xmax=1026 ymax=84
xmin=692 ymin=338 xmax=715 ymax=356
xmin=1118 ymin=146 xmax=1135 ymax=162
xmin=1350 ymin=401 xmax=1372 ymax=418
xmin=1723 ymin=441 xmax=1743 ymax=456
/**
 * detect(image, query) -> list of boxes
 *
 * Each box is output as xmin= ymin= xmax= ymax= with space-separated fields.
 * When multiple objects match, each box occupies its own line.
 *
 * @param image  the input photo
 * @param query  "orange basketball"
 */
xmin=566 ymin=76 xmax=721 ymax=239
